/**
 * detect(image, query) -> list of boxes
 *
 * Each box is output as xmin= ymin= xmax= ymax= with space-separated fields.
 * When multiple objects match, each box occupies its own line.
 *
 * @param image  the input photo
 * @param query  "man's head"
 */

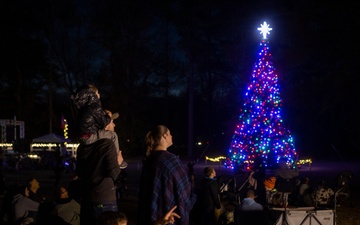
xmin=26 ymin=178 xmax=40 ymax=193
xmin=58 ymin=186 xmax=69 ymax=199
xmin=204 ymin=167 xmax=216 ymax=178
xmin=105 ymin=111 xmax=119 ymax=132
xmin=246 ymin=189 xmax=256 ymax=199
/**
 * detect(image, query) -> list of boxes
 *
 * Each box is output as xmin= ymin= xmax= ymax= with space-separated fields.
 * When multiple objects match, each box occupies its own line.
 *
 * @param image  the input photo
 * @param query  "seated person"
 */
xmin=26 ymin=178 xmax=45 ymax=203
xmin=263 ymin=177 xmax=277 ymax=205
xmin=239 ymin=189 xmax=263 ymax=211
xmin=12 ymin=185 xmax=39 ymax=223
xmin=36 ymin=201 xmax=71 ymax=225
xmin=293 ymin=177 xmax=314 ymax=207
xmin=234 ymin=189 xmax=266 ymax=225
xmin=54 ymin=186 xmax=80 ymax=225
xmin=314 ymin=180 xmax=334 ymax=208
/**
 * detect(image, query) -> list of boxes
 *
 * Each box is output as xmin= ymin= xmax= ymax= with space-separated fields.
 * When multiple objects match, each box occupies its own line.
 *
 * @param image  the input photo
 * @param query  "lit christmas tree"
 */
xmin=225 ymin=22 xmax=297 ymax=170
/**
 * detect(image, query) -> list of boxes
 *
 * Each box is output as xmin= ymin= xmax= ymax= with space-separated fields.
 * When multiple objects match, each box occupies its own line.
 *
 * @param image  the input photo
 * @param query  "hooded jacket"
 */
xmin=12 ymin=193 xmax=39 ymax=220
xmin=72 ymin=86 xmax=111 ymax=136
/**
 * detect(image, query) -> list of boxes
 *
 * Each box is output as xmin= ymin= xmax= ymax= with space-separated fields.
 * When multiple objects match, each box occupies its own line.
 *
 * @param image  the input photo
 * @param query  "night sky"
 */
xmin=1 ymin=0 xmax=360 ymax=160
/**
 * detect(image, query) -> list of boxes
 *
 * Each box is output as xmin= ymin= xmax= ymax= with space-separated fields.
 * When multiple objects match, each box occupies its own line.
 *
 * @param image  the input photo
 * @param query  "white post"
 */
xmin=14 ymin=115 xmax=17 ymax=141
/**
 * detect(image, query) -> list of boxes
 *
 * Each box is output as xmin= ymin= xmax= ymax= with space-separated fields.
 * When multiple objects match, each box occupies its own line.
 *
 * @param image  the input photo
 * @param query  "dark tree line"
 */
xmin=1 ymin=0 xmax=360 ymax=160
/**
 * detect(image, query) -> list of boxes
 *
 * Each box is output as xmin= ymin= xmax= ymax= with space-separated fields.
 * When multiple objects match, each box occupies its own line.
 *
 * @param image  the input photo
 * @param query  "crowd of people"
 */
xmin=0 ymin=157 xmax=343 ymax=225
xmin=0 ymin=177 xmax=81 ymax=225
xmin=0 ymin=84 xmax=350 ymax=225
xmin=1 ymin=85 xmax=184 ymax=225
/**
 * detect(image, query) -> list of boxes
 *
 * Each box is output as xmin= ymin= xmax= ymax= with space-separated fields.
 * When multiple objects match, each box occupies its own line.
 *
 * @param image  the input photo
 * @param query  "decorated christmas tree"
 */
xmin=225 ymin=22 xmax=297 ymax=170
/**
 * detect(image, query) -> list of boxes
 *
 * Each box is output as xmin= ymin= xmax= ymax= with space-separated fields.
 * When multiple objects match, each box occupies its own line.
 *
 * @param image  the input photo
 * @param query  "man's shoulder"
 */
xmin=77 ymin=139 xmax=115 ymax=155
xmin=81 ymin=138 xmax=114 ymax=147
xmin=96 ymin=138 xmax=115 ymax=146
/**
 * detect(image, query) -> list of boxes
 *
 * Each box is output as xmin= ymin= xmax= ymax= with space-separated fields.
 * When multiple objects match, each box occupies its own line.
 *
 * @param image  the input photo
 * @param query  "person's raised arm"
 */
xmin=154 ymin=205 xmax=180 ymax=225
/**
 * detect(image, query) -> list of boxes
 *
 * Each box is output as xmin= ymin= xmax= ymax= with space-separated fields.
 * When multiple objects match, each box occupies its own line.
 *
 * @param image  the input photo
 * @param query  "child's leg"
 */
xmin=97 ymin=130 xmax=127 ymax=169
xmin=81 ymin=134 xmax=98 ymax=145
xmin=97 ymin=130 xmax=120 ymax=153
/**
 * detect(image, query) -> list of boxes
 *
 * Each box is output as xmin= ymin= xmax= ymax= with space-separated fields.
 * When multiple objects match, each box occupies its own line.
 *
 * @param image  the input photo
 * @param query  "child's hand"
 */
xmin=117 ymin=151 xmax=124 ymax=165
xmin=105 ymin=109 xmax=112 ymax=118
xmin=154 ymin=205 xmax=180 ymax=225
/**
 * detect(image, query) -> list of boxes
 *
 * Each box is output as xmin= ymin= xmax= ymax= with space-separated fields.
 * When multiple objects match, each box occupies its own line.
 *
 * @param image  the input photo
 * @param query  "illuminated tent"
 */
xmin=31 ymin=133 xmax=78 ymax=156
xmin=32 ymin=133 xmax=71 ymax=143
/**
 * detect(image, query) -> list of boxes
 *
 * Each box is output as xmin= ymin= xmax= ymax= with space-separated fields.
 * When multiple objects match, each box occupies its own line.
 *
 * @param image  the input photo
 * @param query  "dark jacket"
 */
xmin=72 ymin=86 xmax=111 ymax=136
xmin=199 ymin=177 xmax=221 ymax=210
xmin=194 ymin=177 xmax=221 ymax=225
xmin=76 ymin=139 xmax=121 ymax=203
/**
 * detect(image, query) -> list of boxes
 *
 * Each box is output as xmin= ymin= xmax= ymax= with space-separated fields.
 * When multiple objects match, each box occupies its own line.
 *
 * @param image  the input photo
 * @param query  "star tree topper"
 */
xmin=258 ymin=21 xmax=272 ymax=39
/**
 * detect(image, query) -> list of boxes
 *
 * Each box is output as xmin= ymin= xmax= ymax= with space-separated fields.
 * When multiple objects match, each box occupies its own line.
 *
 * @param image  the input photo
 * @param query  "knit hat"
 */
xmin=264 ymin=177 xmax=276 ymax=189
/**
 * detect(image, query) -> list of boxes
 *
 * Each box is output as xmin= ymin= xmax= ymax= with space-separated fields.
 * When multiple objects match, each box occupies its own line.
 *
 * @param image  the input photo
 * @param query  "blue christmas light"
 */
xmin=225 ymin=22 xmax=297 ymax=170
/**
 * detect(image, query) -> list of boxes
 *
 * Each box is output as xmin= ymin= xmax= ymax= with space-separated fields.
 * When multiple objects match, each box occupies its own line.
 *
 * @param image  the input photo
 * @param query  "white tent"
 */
xmin=30 ymin=133 xmax=78 ymax=156
xmin=32 ymin=133 xmax=71 ymax=143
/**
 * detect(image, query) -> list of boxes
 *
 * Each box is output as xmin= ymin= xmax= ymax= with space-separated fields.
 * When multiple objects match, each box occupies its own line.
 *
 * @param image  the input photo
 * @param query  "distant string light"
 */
xmin=206 ymin=156 xmax=226 ymax=162
xmin=63 ymin=117 xmax=69 ymax=145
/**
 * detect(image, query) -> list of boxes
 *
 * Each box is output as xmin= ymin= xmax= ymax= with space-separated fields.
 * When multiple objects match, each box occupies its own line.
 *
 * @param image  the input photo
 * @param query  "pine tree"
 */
xmin=225 ymin=22 xmax=297 ymax=170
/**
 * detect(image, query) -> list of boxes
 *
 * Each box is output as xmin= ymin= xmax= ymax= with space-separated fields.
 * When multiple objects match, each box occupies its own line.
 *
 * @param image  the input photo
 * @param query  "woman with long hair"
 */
xmin=138 ymin=125 xmax=196 ymax=225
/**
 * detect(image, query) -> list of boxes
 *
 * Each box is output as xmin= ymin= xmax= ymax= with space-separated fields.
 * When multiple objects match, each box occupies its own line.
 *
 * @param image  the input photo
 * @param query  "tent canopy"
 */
xmin=32 ymin=133 xmax=71 ymax=143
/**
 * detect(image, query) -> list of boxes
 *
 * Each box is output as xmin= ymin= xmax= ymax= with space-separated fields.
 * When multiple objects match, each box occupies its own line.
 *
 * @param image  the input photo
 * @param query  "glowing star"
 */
xmin=258 ymin=21 xmax=272 ymax=39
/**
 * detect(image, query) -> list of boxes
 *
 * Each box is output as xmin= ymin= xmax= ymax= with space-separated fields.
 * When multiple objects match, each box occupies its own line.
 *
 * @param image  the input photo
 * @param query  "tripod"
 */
xmin=299 ymin=210 xmax=324 ymax=225
xmin=276 ymin=192 xmax=292 ymax=225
